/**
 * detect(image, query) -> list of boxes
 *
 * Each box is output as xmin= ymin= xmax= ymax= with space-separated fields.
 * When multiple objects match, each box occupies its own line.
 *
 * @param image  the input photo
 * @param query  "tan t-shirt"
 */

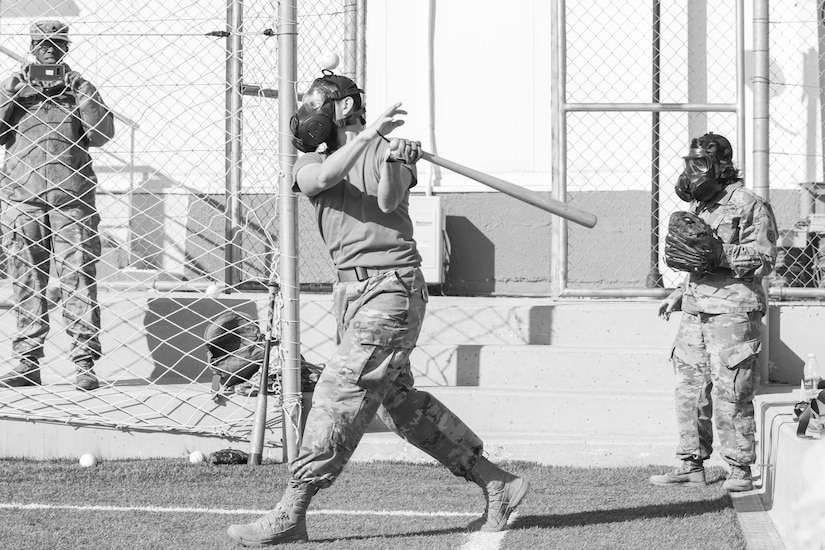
xmin=292 ymin=138 xmax=422 ymax=270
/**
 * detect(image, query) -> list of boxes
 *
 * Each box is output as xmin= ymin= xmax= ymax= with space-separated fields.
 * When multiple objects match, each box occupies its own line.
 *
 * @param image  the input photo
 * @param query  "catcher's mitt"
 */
xmin=664 ymin=211 xmax=722 ymax=273
xmin=209 ymin=448 xmax=249 ymax=465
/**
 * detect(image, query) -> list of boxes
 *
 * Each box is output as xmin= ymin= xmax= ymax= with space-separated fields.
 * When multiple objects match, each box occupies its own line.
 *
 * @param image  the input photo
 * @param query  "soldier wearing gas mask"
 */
xmin=227 ymin=73 xmax=529 ymax=546
xmin=0 ymin=21 xmax=114 ymax=391
xmin=651 ymin=133 xmax=778 ymax=492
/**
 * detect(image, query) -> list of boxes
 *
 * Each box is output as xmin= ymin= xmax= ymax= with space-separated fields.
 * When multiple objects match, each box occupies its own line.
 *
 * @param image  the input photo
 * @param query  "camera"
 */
xmin=29 ymin=64 xmax=66 ymax=82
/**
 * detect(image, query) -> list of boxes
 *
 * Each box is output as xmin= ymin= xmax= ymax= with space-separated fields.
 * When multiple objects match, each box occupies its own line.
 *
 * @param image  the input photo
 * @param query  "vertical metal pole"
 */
xmin=551 ymin=0 xmax=568 ymax=297
xmin=343 ymin=0 xmax=358 ymax=80
xmin=425 ymin=0 xmax=439 ymax=194
xmin=816 ymin=1 xmax=825 ymax=217
xmin=225 ymin=0 xmax=244 ymax=289
xmin=736 ymin=0 xmax=746 ymax=176
xmin=647 ymin=0 xmax=663 ymax=288
xmin=356 ymin=0 xmax=367 ymax=90
xmin=279 ymin=0 xmax=302 ymax=462
xmin=686 ymin=0 xmax=707 ymax=138
xmin=753 ymin=0 xmax=770 ymax=381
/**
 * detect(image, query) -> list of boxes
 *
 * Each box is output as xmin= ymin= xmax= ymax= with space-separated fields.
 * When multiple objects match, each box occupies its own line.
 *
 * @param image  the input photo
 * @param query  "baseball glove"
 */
xmin=664 ymin=211 xmax=722 ymax=273
xmin=209 ymin=448 xmax=249 ymax=465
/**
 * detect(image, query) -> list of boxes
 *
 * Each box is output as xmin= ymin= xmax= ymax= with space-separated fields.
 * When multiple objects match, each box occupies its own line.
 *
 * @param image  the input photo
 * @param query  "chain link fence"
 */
xmin=3 ymin=0 xmax=825 ymax=451
xmin=0 ymin=0 xmax=361 ymax=449
xmin=768 ymin=1 xmax=825 ymax=290
xmin=561 ymin=0 xmax=738 ymax=292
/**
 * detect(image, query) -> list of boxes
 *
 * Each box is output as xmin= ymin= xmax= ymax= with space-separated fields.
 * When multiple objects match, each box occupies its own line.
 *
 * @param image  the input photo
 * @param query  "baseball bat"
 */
xmin=419 ymin=151 xmax=598 ymax=228
xmin=248 ymin=277 xmax=280 ymax=465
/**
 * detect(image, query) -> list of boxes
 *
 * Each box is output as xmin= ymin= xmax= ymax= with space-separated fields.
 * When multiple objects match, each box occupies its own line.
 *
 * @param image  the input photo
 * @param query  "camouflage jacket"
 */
xmin=674 ymin=181 xmax=778 ymax=314
xmin=0 ymin=65 xmax=114 ymax=207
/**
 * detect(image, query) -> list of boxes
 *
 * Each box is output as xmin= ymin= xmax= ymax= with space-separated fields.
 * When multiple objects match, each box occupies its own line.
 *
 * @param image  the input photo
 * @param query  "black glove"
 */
xmin=209 ymin=448 xmax=249 ymax=465
xmin=664 ymin=211 xmax=723 ymax=274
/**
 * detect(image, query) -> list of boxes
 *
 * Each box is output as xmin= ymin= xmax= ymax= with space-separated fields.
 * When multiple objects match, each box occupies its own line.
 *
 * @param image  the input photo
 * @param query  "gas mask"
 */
xmin=290 ymin=72 xmax=364 ymax=153
xmin=676 ymin=133 xmax=735 ymax=202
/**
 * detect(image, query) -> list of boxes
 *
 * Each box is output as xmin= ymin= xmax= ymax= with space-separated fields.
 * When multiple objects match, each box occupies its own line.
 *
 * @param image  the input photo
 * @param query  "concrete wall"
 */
xmin=131 ymin=186 xmax=809 ymax=297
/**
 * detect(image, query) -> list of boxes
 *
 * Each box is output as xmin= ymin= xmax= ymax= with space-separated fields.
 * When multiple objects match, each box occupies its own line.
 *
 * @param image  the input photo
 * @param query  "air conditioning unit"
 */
xmin=409 ymin=195 xmax=446 ymax=284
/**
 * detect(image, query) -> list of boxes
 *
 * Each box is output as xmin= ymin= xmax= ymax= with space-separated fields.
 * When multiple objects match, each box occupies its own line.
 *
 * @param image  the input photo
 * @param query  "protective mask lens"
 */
xmin=684 ymin=157 xmax=710 ymax=176
xmin=300 ymin=88 xmax=331 ymax=110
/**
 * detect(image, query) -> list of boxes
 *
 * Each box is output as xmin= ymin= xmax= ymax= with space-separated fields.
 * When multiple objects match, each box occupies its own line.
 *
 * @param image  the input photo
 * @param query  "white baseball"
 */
xmin=318 ymin=52 xmax=339 ymax=71
xmin=205 ymin=283 xmax=221 ymax=297
xmin=189 ymin=450 xmax=206 ymax=464
xmin=79 ymin=453 xmax=98 ymax=468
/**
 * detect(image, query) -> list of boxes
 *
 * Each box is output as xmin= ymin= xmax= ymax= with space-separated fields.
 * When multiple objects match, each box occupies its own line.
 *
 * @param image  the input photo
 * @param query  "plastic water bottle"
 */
xmin=803 ymin=353 xmax=821 ymax=400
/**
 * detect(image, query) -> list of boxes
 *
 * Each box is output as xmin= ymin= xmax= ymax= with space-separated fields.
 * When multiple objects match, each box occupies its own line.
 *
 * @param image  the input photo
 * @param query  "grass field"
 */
xmin=0 ymin=458 xmax=746 ymax=550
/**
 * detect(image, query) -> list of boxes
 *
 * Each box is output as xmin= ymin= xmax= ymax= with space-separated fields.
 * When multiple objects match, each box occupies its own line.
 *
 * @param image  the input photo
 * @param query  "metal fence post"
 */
xmin=279 ymin=0 xmax=302 ymax=462
xmin=647 ymin=0 xmax=663 ymax=288
xmin=753 ymin=0 xmax=771 ymax=382
xmin=343 ymin=0 xmax=358 ymax=80
xmin=225 ymin=0 xmax=244 ymax=289
xmin=551 ymin=0 xmax=568 ymax=298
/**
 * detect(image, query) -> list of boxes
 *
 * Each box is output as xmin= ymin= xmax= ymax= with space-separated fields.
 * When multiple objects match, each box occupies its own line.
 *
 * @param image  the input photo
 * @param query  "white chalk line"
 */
xmin=0 ymin=502 xmax=476 ymax=518
xmin=457 ymin=511 xmax=519 ymax=550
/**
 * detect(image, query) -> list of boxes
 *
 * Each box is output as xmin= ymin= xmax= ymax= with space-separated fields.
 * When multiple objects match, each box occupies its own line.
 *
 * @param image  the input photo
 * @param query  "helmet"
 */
xmin=677 ymin=132 xmax=736 ymax=202
xmin=697 ymin=133 xmax=732 ymax=164
xmin=204 ymin=311 xmax=264 ymax=388
xmin=290 ymin=71 xmax=365 ymax=153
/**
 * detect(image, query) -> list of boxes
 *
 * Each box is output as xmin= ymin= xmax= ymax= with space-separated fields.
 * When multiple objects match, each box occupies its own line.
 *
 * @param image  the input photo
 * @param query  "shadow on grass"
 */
xmin=312 ymin=525 xmax=470 ymax=544
xmin=515 ymin=495 xmax=733 ymax=530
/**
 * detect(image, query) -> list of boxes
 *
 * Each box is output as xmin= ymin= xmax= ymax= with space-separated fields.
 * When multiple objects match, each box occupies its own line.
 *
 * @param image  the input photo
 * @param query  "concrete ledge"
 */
xmin=755 ymin=387 xmax=825 ymax=550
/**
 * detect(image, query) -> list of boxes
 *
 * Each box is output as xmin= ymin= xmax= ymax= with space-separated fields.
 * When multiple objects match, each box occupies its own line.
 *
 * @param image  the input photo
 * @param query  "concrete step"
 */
xmin=407 ymin=344 xmax=674 ymax=391
xmin=369 ymin=386 xmax=677 ymax=438
xmin=351 ymin=431 xmax=681 ymax=468
xmin=300 ymin=294 xmax=681 ymax=351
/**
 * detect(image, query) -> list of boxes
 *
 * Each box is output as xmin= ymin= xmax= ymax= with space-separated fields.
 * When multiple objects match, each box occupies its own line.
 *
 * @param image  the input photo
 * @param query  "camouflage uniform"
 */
xmin=227 ymin=88 xmax=528 ymax=546
xmin=285 ymin=138 xmax=484 ymax=489
xmin=0 ymin=21 xmax=114 ymax=366
xmin=290 ymin=267 xmax=483 ymax=487
xmin=668 ymin=181 xmax=778 ymax=467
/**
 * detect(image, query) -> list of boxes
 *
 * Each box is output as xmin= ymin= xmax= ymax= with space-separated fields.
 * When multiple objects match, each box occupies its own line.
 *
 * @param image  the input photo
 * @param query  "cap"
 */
xmin=30 ymin=20 xmax=70 ymax=43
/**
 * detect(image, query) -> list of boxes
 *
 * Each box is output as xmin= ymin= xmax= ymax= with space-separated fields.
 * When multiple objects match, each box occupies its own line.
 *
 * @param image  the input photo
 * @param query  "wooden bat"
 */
xmin=248 ymin=276 xmax=280 ymax=465
xmin=419 ymin=151 xmax=598 ymax=228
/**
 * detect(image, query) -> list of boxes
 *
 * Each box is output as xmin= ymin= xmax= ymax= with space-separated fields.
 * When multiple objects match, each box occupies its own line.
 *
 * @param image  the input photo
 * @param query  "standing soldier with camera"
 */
xmin=0 ymin=21 xmax=115 ymax=390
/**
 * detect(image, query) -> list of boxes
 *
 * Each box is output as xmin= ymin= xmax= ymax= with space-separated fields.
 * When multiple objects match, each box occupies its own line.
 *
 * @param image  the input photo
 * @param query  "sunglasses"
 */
xmin=33 ymin=40 xmax=69 ymax=51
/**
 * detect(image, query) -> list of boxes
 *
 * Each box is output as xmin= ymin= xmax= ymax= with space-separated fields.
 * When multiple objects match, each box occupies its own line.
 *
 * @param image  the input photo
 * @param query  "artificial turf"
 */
xmin=0 ymin=458 xmax=746 ymax=550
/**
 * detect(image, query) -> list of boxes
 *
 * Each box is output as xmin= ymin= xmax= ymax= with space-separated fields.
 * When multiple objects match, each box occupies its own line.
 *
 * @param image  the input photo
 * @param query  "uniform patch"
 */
xmin=767 ymin=229 xmax=776 ymax=243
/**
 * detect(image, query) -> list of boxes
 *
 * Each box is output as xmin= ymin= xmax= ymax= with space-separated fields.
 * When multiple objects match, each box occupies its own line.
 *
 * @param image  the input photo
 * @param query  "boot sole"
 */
xmin=722 ymin=482 xmax=754 ymax=492
xmin=481 ymin=478 xmax=530 ymax=532
xmin=649 ymin=479 xmax=706 ymax=487
xmin=226 ymin=525 xmax=308 ymax=547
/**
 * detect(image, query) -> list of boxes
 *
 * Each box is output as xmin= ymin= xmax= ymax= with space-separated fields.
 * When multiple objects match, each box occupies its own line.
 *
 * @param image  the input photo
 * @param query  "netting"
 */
xmin=0 ymin=0 xmax=360 ymax=449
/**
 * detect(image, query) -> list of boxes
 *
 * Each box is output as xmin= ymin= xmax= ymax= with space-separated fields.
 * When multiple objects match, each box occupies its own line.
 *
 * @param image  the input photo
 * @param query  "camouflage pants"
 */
xmin=671 ymin=311 xmax=762 ymax=467
xmin=289 ymin=266 xmax=483 ymax=488
xmin=1 ymin=201 xmax=102 ymax=363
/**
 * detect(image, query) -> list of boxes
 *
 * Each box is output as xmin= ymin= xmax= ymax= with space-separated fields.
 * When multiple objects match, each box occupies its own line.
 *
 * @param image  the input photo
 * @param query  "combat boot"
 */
xmin=722 ymin=465 xmax=754 ymax=492
xmin=75 ymin=360 xmax=99 ymax=391
xmin=0 ymin=358 xmax=41 ymax=387
xmin=649 ymin=459 xmax=706 ymax=486
xmin=466 ymin=456 xmax=530 ymax=532
xmin=227 ymin=479 xmax=317 ymax=546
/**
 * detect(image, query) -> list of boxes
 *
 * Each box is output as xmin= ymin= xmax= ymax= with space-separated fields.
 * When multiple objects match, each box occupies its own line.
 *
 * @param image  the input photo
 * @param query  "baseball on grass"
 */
xmin=317 ymin=52 xmax=339 ymax=71
xmin=189 ymin=450 xmax=206 ymax=464
xmin=79 ymin=453 xmax=98 ymax=468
